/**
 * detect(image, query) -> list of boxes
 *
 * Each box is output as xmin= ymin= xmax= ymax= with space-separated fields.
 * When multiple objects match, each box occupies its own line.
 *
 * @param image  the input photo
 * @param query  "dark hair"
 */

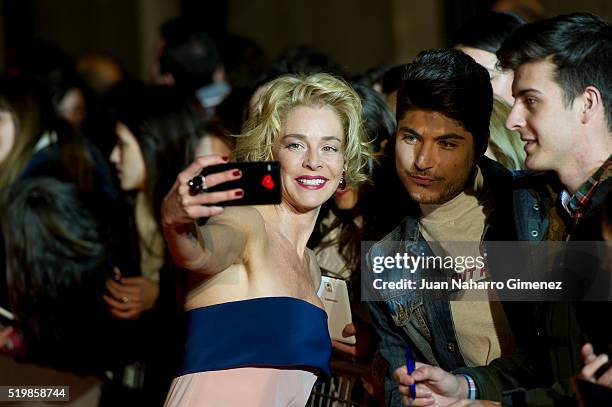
xmin=353 ymin=83 xmax=396 ymax=150
xmin=397 ymin=49 xmax=493 ymax=156
xmin=497 ymin=12 xmax=612 ymax=130
xmin=46 ymin=65 xmax=85 ymax=112
xmin=352 ymin=65 xmax=392 ymax=90
xmin=110 ymin=84 xmax=202 ymax=224
xmin=381 ymin=65 xmax=406 ymax=95
xmin=454 ymin=12 xmax=525 ymax=53
xmin=0 ymin=178 xmax=108 ymax=346
xmin=214 ymin=86 xmax=253 ymax=134
xmin=273 ymin=45 xmax=347 ymax=78
xmin=159 ymin=18 xmax=221 ymax=92
xmin=0 ymin=77 xmax=95 ymax=190
xmin=219 ymin=34 xmax=269 ymax=89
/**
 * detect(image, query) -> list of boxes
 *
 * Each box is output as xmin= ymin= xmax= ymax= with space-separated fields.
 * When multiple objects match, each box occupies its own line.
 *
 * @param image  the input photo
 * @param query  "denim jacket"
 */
xmin=366 ymin=157 xmax=526 ymax=406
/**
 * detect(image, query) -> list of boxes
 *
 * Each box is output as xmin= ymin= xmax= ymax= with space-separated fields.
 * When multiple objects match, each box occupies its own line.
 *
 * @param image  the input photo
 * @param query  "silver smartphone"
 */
xmin=319 ymin=276 xmax=355 ymax=344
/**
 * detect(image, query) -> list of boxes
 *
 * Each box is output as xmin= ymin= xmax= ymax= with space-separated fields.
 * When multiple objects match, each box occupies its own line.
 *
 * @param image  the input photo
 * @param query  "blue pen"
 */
xmin=405 ymin=347 xmax=416 ymax=399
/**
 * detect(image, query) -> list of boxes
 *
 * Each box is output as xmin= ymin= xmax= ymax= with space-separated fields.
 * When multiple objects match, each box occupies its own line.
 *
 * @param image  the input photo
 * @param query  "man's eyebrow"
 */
xmin=514 ymin=88 xmax=543 ymax=98
xmin=397 ymin=126 xmax=421 ymax=136
xmin=398 ymin=127 xmax=465 ymax=141
xmin=283 ymin=134 xmax=342 ymax=143
xmin=434 ymin=134 xmax=466 ymax=141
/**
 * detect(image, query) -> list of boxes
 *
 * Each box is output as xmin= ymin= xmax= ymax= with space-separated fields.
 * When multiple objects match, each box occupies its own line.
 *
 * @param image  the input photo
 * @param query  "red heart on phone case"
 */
xmin=261 ymin=174 xmax=275 ymax=190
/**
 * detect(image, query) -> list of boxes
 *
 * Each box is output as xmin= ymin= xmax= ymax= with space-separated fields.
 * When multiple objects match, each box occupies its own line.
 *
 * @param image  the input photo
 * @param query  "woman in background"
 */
xmin=0 ymin=177 xmax=115 ymax=405
xmin=103 ymin=85 xmax=202 ymax=406
xmin=0 ymin=77 xmax=115 ymax=202
xmin=454 ymin=11 xmax=525 ymax=105
xmin=0 ymin=77 xmax=120 ymax=339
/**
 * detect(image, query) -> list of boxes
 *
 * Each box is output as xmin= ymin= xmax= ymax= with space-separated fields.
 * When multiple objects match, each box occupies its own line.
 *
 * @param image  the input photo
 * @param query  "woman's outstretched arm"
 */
xmin=161 ymin=155 xmax=246 ymax=274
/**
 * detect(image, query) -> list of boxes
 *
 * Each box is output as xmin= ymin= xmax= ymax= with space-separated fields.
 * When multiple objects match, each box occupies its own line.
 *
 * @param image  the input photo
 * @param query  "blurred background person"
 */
xmin=454 ymin=11 xmax=525 ymax=105
xmin=101 ymin=84 xmax=202 ymax=406
xmin=452 ymin=12 xmax=528 ymax=171
xmin=193 ymin=118 xmax=235 ymax=158
xmin=0 ymin=177 xmax=118 ymax=406
xmin=0 ymin=77 xmax=114 ymax=199
xmin=0 ymin=77 xmax=121 ymax=313
xmin=153 ymin=17 xmax=229 ymax=118
xmin=379 ymin=65 xmax=405 ymax=113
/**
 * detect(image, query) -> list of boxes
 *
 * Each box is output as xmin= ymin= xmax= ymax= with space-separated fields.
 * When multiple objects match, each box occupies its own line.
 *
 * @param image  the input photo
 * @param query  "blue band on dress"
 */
xmin=178 ymin=297 xmax=332 ymax=377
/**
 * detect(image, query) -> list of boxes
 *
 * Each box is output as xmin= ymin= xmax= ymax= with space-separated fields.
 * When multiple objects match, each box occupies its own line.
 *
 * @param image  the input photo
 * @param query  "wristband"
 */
xmin=461 ymin=374 xmax=478 ymax=400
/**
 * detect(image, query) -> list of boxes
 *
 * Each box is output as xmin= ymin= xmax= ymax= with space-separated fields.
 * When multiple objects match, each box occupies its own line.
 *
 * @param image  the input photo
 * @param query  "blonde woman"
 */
xmin=161 ymin=73 xmax=368 ymax=406
xmin=485 ymin=96 xmax=527 ymax=170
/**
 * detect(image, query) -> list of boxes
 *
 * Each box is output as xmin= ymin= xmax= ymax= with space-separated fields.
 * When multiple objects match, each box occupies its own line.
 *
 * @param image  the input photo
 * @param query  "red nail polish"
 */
xmin=222 ymin=156 xmax=229 ymax=161
xmin=235 ymin=191 xmax=244 ymax=197
xmin=233 ymin=170 xmax=241 ymax=176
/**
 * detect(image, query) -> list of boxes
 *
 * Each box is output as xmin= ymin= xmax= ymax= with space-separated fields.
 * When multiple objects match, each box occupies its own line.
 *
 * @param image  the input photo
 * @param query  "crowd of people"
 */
xmin=0 ymin=8 xmax=610 ymax=407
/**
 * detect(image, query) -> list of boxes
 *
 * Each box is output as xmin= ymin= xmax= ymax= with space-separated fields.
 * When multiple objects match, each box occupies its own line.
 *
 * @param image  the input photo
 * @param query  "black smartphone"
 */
xmin=192 ymin=161 xmax=282 ymax=206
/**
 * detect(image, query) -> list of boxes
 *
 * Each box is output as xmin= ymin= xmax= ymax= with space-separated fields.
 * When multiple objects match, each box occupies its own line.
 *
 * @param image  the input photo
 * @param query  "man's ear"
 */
xmin=580 ymin=86 xmax=602 ymax=124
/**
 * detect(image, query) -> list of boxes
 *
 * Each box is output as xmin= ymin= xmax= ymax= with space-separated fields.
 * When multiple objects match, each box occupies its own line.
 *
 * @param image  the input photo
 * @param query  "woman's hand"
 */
xmin=160 ymin=155 xmax=244 ymax=229
xmin=331 ymin=321 xmax=376 ymax=360
xmin=103 ymin=268 xmax=160 ymax=320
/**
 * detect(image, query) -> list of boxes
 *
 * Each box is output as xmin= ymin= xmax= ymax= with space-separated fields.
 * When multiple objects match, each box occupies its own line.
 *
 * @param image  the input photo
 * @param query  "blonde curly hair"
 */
xmin=233 ymin=73 xmax=369 ymax=186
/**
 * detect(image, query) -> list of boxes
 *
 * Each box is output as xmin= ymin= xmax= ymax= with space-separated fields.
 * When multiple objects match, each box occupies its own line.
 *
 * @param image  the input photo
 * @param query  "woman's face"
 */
xmin=333 ymin=186 xmax=359 ymax=210
xmin=57 ymin=88 xmax=86 ymax=127
xmin=0 ymin=110 xmax=15 ymax=164
xmin=275 ymin=105 xmax=345 ymax=212
xmin=109 ymin=122 xmax=146 ymax=191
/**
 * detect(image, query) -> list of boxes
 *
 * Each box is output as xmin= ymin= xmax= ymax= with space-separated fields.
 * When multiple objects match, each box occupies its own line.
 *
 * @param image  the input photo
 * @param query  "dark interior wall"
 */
xmin=2 ymin=0 xmax=180 ymax=80
xmin=541 ymin=0 xmax=612 ymax=19
xmin=227 ymin=0 xmax=397 ymax=75
xmin=1 ymin=0 xmax=611 ymax=81
xmin=29 ymin=0 xmax=141 ymax=77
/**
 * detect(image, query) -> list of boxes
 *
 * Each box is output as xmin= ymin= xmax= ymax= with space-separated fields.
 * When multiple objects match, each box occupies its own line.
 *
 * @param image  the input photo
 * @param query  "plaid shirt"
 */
xmin=566 ymin=154 xmax=612 ymax=225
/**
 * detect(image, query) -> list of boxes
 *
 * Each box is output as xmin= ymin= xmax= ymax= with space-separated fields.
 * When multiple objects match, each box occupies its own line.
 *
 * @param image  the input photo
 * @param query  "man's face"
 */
xmin=506 ymin=60 xmax=582 ymax=172
xmin=395 ymin=110 xmax=476 ymax=205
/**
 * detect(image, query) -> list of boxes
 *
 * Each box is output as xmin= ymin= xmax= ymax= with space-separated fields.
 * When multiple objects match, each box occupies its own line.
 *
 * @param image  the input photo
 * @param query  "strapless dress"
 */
xmin=165 ymin=297 xmax=331 ymax=407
